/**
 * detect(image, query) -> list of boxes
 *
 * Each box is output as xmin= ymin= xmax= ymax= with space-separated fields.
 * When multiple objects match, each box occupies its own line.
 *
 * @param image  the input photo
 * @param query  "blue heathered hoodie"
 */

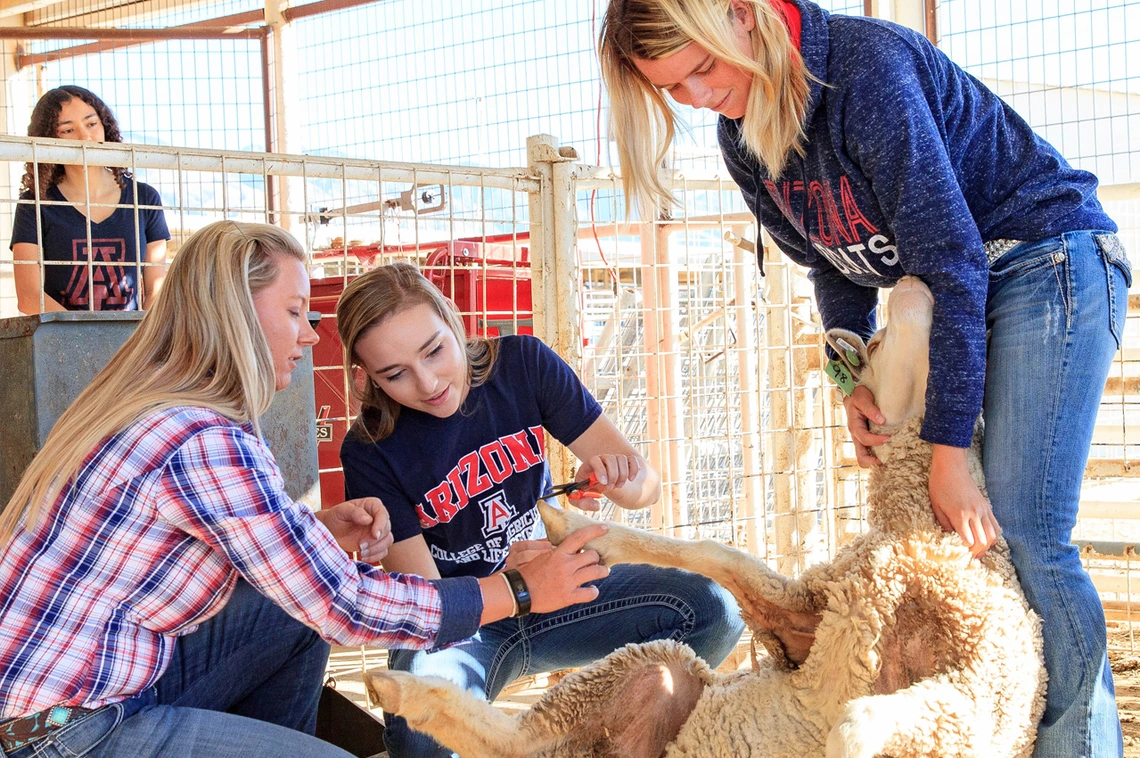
xmin=718 ymin=0 xmax=1116 ymax=448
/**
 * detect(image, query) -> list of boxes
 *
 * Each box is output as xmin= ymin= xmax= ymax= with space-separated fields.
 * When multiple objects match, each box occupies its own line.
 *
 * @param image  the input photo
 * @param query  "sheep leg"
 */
xmin=824 ymin=678 xmax=978 ymax=758
xmin=366 ymin=639 xmax=708 ymax=758
xmin=519 ymin=639 xmax=710 ymax=758
xmin=365 ymin=670 xmax=529 ymax=758
xmin=539 ymin=501 xmax=821 ymax=666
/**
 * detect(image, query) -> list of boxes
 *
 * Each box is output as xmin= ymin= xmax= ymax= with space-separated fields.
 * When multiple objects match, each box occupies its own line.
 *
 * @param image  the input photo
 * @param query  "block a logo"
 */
xmin=479 ymin=490 xmax=516 ymax=539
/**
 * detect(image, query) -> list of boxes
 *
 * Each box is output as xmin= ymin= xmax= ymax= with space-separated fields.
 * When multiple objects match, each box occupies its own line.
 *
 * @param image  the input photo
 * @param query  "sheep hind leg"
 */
xmin=825 ymin=678 xmax=979 ymax=758
xmin=366 ymin=639 xmax=707 ymax=758
xmin=538 ymin=501 xmax=822 ymax=666
xmin=519 ymin=639 xmax=710 ymax=758
xmin=365 ymin=670 xmax=530 ymax=758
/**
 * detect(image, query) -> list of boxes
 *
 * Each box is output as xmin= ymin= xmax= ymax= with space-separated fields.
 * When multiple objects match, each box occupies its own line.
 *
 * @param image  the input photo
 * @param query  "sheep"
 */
xmin=366 ymin=275 xmax=1047 ymax=758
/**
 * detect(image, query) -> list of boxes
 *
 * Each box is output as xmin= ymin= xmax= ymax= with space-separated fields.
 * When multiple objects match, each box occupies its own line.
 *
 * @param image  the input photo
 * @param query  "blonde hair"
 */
xmin=0 ymin=220 xmax=306 ymax=545
xmin=337 ymin=261 xmax=499 ymax=443
xmin=599 ymin=0 xmax=812 ymax=215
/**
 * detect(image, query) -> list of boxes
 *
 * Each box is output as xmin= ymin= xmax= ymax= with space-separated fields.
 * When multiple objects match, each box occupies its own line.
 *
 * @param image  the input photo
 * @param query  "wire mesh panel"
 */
xmin=574 ymin=171 xmax=863 ymax=575
xmin=0 ymin=0 xmax=265 ymax=154
xmin=575 ymin=172 xmax=1138 ymax=587
xmin=0 ymin=22 xmax=268 ymax=317
xmin=938 ymin=0 xmax=1139 ymax=186
xmin=294 ymin=0 xmax=606 ymax=168
xmin=22 ymin=0 xmax=260 ymax=30
xmin=0 ymin=137 xmax=535 ymax=509
xmin=300 ymin=165 xmax=532 ymax=505
xmin=1078 ymin=189 xmax=1140 ymax=647
xmin=816 ymin=0 xmax=866 ymax=16
xmin=37 ymin=40 xmax=267 ymax=153
xmin=0 ymin=0 xmax=1133 ymax=620
xmin=290 ymin=0 xmax=866 ymax=172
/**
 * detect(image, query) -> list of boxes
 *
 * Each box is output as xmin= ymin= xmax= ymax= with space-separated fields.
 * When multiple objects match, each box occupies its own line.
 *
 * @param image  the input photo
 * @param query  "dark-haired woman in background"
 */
xmin=10 ymin=85 xmax=170 ymax=314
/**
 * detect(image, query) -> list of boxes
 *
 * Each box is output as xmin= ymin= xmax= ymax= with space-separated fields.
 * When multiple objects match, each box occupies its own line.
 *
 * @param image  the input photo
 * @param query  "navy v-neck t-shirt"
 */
xmin=10 ymin=178 xmax=170 ymax=311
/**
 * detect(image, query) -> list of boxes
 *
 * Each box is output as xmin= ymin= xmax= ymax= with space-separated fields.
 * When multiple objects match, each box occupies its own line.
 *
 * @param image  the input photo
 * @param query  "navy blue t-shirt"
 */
xmin=718 ymin=0 xmax=1116 ymax=447
xmin=10 ymin=178 xmax=170 ymax=311
xmin=340 ymin=335 xmax=604 ymax=579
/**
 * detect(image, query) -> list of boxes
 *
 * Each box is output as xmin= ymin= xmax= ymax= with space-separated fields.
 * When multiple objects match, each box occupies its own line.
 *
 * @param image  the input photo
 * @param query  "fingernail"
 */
xmin=360 ymin=542 xmax=369 ymax=550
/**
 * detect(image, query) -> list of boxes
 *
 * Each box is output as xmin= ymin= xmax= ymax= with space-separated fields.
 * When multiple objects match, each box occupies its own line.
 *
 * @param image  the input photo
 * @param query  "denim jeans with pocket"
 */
xmin=383 ymin=563 xmax=745 ymax=758
xmin=2 ymin=579 xmax=351 ymax=758
xmin=985 ymin=230 xmax=1131 ymax=758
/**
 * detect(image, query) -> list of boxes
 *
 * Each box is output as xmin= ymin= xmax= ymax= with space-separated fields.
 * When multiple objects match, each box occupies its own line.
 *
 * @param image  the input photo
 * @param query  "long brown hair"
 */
xmin=336 ymin=262 xmax=499 ymax=443
xmin=599 ymin=0 xmax=811 ymax=215
xmin=0 ymin=221 xmax=305 ymax=546
xmin=21 ymin=86 xmax=130 ymax=200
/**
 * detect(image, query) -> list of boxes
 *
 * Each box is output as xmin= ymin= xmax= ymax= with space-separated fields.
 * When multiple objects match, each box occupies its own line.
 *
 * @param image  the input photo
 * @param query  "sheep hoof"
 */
xmin=538 ymin=499 xmax=593 ymax=546
xmin=364 ymin=670 xmax=410 ymax=713
xmin=825 ymin=699 xmax=888 ymax=758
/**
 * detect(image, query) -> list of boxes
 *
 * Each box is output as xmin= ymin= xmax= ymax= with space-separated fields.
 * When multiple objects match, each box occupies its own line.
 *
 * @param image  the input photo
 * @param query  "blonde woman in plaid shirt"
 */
xmin=0 ymin=220 xmax=608 ymax=758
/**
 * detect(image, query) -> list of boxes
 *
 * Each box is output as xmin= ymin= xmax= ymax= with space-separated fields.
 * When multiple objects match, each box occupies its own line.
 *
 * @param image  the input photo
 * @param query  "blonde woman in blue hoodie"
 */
xmin=600 ymin=1 xmax=1131 ymax=756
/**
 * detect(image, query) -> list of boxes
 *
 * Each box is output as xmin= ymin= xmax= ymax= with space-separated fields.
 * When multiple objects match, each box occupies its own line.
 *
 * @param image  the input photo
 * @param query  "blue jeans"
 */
xmin=383 ymin=564 xmax=744 ymax=758
xmin=985 ymin=230 xmax=1131 ymax=758
xmin=3 ymin=580 xmax=350 ymax=758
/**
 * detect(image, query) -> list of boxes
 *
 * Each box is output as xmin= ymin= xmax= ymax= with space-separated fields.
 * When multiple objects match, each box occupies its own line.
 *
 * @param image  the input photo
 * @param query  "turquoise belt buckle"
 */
xmin=47 ymin=706 xmax=72 ymax=727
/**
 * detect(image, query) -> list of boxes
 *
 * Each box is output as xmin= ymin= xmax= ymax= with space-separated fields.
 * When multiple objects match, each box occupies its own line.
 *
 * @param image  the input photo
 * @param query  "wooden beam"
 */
xmin=1099 ymin=182 xmax=1140 ymax=202
xmin=1089 ymin=569 xmax=1140 ymax=595
xmin=0 ymin=0 xmax=382 ymax=67
xmin=924 ymin=0 xmax=937 ymax=44
xmin=0 ymin=24 xmax=263 ymax=39
xmin=26 ymin=0 xmax=233 ymax=27
xmin=1103 ymin=601 xmax=1140 ymax=623
xmin=1079 ymin=501 xmax=1140 ymax=520
xmin=829 ymin=453 xmax=1139 ymax=479
xmin=3 ymin=11 xmax=265 ymax=68
xmin=282 ymin=0 xmax=379 ymax=22
xmin=1084 ymin=459 xmax=1139 ymax=479
xmin=35 ymin=3 xmax=261 ymax=29
xmin=1104 ymin=375 xmax=1140 ymax=396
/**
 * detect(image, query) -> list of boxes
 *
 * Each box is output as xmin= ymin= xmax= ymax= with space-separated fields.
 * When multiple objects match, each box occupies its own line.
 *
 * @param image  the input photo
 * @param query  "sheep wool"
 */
xmin=368 ymin=412 xmax=1045 ymax=757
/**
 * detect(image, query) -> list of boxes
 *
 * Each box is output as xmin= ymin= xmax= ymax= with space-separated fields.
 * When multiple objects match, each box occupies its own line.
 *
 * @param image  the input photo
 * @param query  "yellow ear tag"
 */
xmin=825 ymin=359 xmax=855 ymax=396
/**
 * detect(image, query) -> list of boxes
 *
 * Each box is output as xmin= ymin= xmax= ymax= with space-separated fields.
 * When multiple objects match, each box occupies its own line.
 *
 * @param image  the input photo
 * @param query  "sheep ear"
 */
xmin=825 ymin=329 xmax=868 ymax=381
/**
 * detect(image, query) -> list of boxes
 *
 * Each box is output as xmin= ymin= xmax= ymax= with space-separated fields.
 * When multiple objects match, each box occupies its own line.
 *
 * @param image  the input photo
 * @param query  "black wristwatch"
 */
xmin=503 ymin=569 xmax=532 ymax=617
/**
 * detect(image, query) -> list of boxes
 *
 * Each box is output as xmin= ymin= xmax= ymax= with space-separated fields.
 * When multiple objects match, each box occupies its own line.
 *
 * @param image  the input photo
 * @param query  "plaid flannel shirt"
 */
xmin=0 ymin=407 xmax=481 ymax=718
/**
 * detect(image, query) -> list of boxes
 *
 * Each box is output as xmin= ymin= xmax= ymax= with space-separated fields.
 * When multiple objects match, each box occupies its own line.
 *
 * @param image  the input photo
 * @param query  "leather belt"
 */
xmin=0 ymin=704 xmax=94 ymax=753
xmin=0 ymin=688 xmax=154 ymax=754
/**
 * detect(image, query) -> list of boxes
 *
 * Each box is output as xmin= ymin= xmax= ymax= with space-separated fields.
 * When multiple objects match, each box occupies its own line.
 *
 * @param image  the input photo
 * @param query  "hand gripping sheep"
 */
xmin=367 ymin=276 xmax=1046 ymax=758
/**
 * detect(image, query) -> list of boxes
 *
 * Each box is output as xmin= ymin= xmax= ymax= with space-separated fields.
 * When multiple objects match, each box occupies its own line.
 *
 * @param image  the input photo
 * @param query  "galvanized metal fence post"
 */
xmin=527 ymin=134 xmax=582 ymax=487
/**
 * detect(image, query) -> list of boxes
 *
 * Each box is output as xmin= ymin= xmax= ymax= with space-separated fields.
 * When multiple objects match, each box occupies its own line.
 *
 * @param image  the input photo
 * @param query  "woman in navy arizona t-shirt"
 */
xmin=337 ymin=263 xmax=745 ymax=758
xmin=10 ymin=86 xmax=170 ymax=314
